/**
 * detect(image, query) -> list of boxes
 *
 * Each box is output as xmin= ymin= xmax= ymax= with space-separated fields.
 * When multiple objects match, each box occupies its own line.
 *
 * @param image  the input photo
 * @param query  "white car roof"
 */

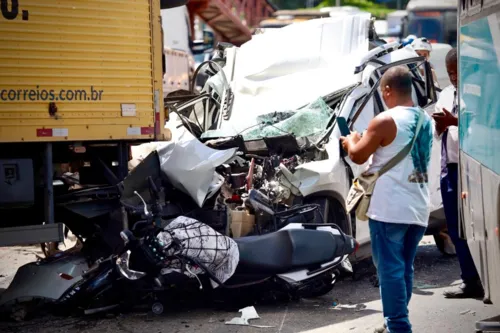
xmin=203 ymin=13 xmax=425 ymax=136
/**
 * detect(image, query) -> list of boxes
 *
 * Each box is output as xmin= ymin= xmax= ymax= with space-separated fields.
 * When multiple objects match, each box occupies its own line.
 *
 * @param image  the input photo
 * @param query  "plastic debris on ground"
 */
xmin=460 ymin=309 xmax=476 ymax=316
xmin=225 ymin=306 xmax=275 ymax=328
xmin=330 ymin=303 xmax=367 ymax=312
xmin=413 ymin=283 xmax=438 ymax=289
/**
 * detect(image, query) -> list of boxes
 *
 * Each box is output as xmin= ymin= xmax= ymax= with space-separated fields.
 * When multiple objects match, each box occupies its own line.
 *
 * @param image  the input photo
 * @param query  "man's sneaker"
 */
xmin=443 ymin=280 xmax=484 ymax=299
xmin=374 ymin=323 xmax=387 ymax=333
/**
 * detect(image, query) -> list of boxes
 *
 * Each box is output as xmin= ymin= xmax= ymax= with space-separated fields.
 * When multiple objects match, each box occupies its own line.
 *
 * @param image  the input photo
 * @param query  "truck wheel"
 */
xmin=434 ymin=230 xmax=456 ymax=256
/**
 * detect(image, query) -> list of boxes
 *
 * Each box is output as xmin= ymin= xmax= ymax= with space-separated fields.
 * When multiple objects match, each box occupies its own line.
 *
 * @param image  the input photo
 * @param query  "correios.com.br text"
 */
xmin=1 ymin=86 xmax=104 ymax=101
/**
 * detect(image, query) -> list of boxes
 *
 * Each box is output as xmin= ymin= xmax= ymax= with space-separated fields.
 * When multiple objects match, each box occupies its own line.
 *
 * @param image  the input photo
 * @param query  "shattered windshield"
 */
xmin=201 ymin=97 xmax=334 ymax=141
xmin=243 ymin=98 xmax=334 ymax=140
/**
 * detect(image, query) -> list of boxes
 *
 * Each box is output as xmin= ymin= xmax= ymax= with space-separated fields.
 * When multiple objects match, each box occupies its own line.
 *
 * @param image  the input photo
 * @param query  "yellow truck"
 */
xmin=0 ymin=0 xmax=188 ymax=246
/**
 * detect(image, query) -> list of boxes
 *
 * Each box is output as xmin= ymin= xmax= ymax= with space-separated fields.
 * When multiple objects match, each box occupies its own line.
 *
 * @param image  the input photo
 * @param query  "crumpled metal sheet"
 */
xmin=208 ymin=14 xmax=370 ymax=137
xmin=157 ymin=130 xmax=237 ymax=207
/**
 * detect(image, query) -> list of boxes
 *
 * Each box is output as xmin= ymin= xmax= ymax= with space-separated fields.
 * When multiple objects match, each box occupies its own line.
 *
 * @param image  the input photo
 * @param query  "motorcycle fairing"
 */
xmin=0 ymin=252 xmax=89 ymax=309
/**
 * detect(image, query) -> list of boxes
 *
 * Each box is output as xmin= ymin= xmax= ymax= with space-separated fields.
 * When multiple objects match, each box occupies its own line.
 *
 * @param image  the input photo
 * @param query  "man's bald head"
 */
xmin=380 ymin=66 xmax=412 ymax=99
xmin=446 ymin=47 xmax=457 ymax=66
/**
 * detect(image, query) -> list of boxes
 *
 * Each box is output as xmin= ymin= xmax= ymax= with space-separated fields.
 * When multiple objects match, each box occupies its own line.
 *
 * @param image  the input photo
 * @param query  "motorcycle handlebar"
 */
xmin=120 ymin=176 xmax=163 ymax=222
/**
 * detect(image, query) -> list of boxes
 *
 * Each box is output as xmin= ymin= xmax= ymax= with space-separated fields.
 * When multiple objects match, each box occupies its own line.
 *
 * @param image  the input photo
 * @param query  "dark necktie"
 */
xmin=441 ymin=90 xmax=458 ymax=177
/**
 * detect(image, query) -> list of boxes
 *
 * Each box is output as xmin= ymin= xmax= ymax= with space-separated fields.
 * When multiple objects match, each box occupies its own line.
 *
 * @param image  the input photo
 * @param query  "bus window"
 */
xmin=408 ymin=17 xmax=444 ymax=43
xmin=444 ymin=11 xmax=458 ymax=47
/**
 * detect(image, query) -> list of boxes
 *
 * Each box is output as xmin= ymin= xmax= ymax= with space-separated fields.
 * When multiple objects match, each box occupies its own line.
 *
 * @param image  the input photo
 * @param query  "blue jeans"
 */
xmin=370 ymin=219 xmax=426 ymax=333
xmin=441 ymin=163 xmax=479 ymax=282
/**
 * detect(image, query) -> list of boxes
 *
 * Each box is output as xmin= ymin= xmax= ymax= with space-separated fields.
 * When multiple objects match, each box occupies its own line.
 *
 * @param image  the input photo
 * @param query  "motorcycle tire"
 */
xmin=301 ymin=282 xmax=335 ymax=299
xmin=298 ymin=271 xmax=336 ymax=299
xmin=151 ymin=302 xmax=164 ymax=315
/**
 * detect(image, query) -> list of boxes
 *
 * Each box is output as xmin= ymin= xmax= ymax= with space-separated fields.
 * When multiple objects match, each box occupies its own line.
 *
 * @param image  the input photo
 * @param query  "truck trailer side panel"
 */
xmin=0 ymin=0 xmax=163 ymax=143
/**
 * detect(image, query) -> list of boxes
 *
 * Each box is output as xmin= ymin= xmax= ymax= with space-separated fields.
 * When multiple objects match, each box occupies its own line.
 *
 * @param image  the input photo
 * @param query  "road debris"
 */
xmin=414 ymin=283 xmax=437 ymax=289
xmin=225 ymin=306 xmax=275 ymax=328
xmin=460 ymin=309 xmax=476 ymax=316
xmin=330 ymin=303 xmax=367 ymax=312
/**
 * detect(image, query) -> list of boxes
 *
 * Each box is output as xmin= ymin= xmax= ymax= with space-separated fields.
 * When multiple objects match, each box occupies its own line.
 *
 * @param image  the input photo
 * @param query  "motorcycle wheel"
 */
xmin=299 ymin=271 xmax=337 ymax=299
xmin=151 ymin=302 xmax=164 ymax=315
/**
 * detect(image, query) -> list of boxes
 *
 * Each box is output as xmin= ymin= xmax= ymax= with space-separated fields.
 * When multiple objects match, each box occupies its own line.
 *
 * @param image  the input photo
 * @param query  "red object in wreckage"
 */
xmin=246 ymin=158 xmax=255 ymax=190
xmin=59 ymin=273 xmax=74 ymax=280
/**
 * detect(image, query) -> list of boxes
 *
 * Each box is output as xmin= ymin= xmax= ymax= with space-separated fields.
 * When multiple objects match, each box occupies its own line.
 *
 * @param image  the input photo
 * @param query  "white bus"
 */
xmin=404 ymin=0 xmax=457 ymax=46
xmin=459 ymin=0 xmax=500 ymax=331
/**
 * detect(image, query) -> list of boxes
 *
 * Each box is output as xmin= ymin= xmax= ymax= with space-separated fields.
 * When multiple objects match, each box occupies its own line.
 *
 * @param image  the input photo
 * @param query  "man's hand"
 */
xmin=340 ymin=131 xmax=362 ymax=153
xmin=433 ymin=108 xmax=458 ymax=135
xmin=339 ymin=115 xmax=396 ymax=165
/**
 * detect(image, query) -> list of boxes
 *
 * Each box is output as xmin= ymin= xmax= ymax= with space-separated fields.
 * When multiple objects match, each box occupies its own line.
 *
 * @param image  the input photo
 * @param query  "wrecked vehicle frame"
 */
xmin=162 ymin=15 xmax=450 ymax=260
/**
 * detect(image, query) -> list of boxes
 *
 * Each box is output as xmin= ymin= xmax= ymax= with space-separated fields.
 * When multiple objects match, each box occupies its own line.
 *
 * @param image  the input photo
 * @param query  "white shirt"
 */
xmin=434 ymin=85 xmax=461 ymax=164
xmin=366 ymin=106 xmax=433 ymax=227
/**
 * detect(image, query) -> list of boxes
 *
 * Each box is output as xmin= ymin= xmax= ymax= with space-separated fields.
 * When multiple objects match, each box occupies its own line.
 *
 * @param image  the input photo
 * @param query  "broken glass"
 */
xmin=201 ymin=98 xmax=334 ymax=141
xmin=241 ymin=98 xmax=334 ymax=140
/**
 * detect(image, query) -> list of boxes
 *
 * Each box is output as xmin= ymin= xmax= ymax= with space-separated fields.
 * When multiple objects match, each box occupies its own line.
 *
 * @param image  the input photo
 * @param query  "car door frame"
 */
xmin=349 ymin=56 xmax=438 ymax=127
xmin=342 ymin=55 xmax=439 ymax=260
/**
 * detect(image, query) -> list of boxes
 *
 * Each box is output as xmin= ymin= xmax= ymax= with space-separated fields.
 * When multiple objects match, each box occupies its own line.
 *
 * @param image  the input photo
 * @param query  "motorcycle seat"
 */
xmin=234 ymin=229 xmax=343 ymax=274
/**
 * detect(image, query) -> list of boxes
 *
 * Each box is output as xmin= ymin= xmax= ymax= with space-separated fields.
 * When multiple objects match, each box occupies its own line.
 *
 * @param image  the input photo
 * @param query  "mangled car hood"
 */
xmin=206 ymin=13 xmax=372 ymax=136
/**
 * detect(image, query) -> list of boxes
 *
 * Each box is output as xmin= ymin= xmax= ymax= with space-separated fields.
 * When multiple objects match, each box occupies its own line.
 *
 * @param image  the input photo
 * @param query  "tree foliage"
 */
xmin=269 ymin=0 xmax=410 ymax=18
xmin=317 ymin=0 xmax=393 ymax=18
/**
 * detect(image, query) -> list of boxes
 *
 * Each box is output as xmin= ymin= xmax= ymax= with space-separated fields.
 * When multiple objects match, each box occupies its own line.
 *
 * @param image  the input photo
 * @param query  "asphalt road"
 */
xmin=0 ymin=237 xmax=498 ymax=333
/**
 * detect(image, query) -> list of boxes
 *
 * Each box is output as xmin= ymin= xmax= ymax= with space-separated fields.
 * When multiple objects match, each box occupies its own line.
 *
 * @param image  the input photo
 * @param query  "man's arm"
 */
xmin=341 ymin=115 xmax=397 ymax=165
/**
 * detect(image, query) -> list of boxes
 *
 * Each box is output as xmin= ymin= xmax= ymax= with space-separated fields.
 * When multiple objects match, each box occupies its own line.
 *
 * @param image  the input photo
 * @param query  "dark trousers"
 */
xmin=440 ymin=163 xmax=480 ymax=282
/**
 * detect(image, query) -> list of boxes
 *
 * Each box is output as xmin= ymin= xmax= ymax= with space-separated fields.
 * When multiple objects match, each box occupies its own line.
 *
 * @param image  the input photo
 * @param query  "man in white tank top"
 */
xmin=341 ymin=66 xmax=433 ymax=333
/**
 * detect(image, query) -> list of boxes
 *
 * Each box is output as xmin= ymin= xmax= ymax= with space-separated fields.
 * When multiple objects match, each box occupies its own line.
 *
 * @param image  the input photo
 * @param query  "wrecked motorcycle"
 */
xmin=0 ymin=175 xmax=358 ymax=319
xmin=109 ymin=193 xmax=359 ymax=315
